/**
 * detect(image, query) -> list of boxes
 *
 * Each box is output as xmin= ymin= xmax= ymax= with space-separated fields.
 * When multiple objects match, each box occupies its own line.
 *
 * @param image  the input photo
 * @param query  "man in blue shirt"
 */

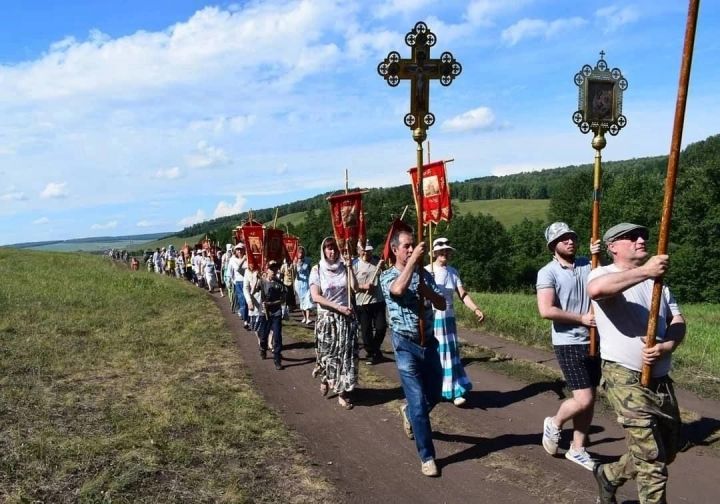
xmin=380 ymin=228 xmax=446 ymax=477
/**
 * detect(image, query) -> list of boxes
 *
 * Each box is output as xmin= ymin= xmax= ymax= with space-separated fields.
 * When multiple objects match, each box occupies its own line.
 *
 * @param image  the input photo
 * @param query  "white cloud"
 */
xmin=91 ymin=220 xmax=118 ymax=230
xmin=213 ymin=194 xmax=247 ymax=218
xmin=178 ymin=209 xmax=207 ymax=227
xmin=1 ymin=189 xmax=27 ymax=201
xmin=374 ymin=0 xmax=435 ymax=19
xmin=465 ymin=0 xmax=529 ymax=26
xmin=136 ymin=220 xmax=157 ymax=227
xmin=501 ymin=17 xmax=587 ymax=46
xmin=595 ymin=5 xmax=640 ymax=33
xmin=33 ymin=217 xmax=49 ymax=225
xmin=186 ymin=141 xmax=230 ymax=169
xmin=442 ymin=107 xmax=496 ymax=132
xmin=153 ymin=166 xmax=181 ymax=179
xmin=189 ymin=114 xmax=256 ymax=134
xmin=40 ymin=182 xmax=69 ymax=199
xmin=0 ymin=3 xmax=351 ymax=103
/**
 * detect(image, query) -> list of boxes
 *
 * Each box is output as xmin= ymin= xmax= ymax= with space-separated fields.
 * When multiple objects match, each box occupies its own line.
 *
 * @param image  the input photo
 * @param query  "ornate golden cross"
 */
xmin=378 ymin=21 xmax=462 ymax=137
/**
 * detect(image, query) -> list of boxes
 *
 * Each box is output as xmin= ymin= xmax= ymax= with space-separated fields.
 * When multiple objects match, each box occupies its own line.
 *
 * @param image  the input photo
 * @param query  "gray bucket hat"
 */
xmin=603 ymin=223 xmax=649 ymax=243
xmin=544 ymin=222 xmax=577 ymax=251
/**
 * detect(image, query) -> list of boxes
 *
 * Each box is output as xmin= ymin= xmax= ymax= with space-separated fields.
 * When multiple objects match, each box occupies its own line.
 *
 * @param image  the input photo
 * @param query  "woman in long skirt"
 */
xmin=294 ymin=246 xmax=315 ymax=324
xmin=425 ymin=237 xmax=485 ymax=406
xmin=309 ymin=237 xmax=359 ymax=410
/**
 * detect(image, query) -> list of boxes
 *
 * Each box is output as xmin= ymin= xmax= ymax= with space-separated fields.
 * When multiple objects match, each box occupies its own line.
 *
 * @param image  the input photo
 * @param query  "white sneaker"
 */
xmin=542 ymin=417 xmax=561 ymax=455
xmin=421 ymin=459 xmax=439 ymax=477
xmin=453 ymin=396 xmax=467 ymax=407
xmin=565 ymin=445 xmax=596 ymax=471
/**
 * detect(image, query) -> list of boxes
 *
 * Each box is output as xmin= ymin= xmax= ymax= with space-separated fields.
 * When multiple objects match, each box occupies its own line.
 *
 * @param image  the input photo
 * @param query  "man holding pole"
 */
xmin=354 ymin=241 xmax=386 ymax=365
xmin=587 ymin=222 xmax=685 ymax=504
xmin=380 ymin=228 xmax=446 ymax=477
xmin=537 ymin=222 xmax=600 ymax=470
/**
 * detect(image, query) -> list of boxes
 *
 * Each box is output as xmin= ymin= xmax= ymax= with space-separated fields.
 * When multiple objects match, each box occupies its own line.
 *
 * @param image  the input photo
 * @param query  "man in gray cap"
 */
xmin=537 ymin=222 xmax=600 ymax=471
xmin=587 ymin=223 xmax=685 ymax=504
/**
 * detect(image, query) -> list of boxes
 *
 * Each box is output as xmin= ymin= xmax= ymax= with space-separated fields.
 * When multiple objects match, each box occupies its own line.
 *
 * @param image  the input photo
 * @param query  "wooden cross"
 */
xmin=378 ymin=21 xmax=462 ymax=134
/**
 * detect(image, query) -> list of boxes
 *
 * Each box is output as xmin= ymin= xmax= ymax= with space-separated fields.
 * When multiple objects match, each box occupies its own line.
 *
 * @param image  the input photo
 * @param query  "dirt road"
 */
xmin=214 ymin=296 xmax=719 ymax=503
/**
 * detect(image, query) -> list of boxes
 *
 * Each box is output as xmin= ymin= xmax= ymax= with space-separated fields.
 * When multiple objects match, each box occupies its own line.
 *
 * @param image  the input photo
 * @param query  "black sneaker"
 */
xmin=593 ymin=464 xmax=618 ymax=504
xmin=259 ymin=349 xmax=267 ymax=360
xmin=274 ymin=361 xmax=283 ymax=370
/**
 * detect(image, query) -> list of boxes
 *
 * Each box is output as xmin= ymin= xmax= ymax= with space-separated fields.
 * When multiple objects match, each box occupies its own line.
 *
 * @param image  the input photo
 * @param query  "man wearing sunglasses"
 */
xmin=587 ymin=223 xmax=685 ymax=504
xmin=537 ymin=222 xmax=601 ymax=471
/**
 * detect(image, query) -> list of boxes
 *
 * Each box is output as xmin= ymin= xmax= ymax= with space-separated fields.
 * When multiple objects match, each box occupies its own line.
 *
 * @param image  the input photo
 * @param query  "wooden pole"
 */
xmin=589 ymin=129 xmax=606 ymax=357
xmin=641 ymin=0 xmax=699 ymax=387
xmin=272 ymin=208 xmax=279 ymax=228
xmin=415 ymin=138 xmax=426 ymax=346
xmin=345 ymin=169 xmax=352 ymax=308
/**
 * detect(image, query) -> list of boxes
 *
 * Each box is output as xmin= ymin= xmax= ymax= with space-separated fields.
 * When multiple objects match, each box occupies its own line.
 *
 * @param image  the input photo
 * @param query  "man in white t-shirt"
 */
xmin=587 ymin=222 xmax=685 ymax=504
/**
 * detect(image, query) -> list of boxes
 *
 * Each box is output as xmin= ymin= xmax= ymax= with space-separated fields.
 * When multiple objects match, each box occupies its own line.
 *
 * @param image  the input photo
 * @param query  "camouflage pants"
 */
xmin=601 ymin=361 xmax=681 ymax=504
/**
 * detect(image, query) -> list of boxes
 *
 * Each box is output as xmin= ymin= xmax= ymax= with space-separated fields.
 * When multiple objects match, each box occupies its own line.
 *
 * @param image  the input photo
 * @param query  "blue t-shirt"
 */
xmin=380 ymin=267 xmax=441 ymax=343
xmin=536 ymin=257 xmax=592 ymax=345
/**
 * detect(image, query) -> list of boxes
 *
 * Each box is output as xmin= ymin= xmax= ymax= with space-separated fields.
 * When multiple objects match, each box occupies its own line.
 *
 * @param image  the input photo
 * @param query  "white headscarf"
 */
xmin=319 ymin=236 xmax=344 ymax=275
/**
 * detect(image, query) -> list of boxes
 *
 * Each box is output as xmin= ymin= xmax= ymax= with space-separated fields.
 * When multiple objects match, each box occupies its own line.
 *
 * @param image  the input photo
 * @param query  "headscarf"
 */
xmin=319 ymin=236 xmax=343 ymax=275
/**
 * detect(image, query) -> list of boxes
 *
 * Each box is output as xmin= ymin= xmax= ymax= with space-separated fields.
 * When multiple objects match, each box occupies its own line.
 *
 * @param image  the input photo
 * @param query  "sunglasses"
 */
xmin=434 ymin=240 xmax=451 ymax=247
xmin=614 ymin=230 xmax=649 ymax=242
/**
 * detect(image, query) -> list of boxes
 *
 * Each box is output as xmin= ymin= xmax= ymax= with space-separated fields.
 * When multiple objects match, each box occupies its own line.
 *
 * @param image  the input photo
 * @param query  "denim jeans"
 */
xmin=234 ymin=281 xmax=248 ymax=321
xmin=259 ymin=313 xmax=283 ymax=362
xmin=392 ymin=332 xmax=443 ymax=462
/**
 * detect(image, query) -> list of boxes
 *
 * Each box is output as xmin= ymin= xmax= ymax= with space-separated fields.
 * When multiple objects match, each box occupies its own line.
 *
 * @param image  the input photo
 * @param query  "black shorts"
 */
xmin=554 ymin=344 xmax=601 ymax=390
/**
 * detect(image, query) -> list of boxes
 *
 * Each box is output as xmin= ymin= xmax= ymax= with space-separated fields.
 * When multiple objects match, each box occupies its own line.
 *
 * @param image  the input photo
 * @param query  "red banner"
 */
xmin=241 ymin=224 xmax=264 ymax=270
xmin=283 ymin=235 xmax=300 ymax=263
xmin=382 ymin=218 xmax=414 ymax=265
xmin=408 ymin=160 xmax=452 ymax=225
xmin=233 ymin=226 xmax=243 ymax=245
xmin=264 ymin=228 xmax=285 ymax=267
xmin=328 ymin=191 xmax=366 ymax=253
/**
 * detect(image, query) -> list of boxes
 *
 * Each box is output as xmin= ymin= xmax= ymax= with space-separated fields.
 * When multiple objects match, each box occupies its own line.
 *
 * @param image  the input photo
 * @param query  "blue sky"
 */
xmin=1 ymin=0 xmax=718 ymax=245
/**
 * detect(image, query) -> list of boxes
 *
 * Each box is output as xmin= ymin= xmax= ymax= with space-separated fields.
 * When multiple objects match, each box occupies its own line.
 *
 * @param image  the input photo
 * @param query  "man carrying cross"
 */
xmin=380 ymin=227 xmax=446 ymax=477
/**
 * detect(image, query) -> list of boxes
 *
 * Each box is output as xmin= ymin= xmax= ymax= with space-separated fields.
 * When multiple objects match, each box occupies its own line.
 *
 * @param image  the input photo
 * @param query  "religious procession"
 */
xmin=122 ymin=13 xmax=698 ymax=504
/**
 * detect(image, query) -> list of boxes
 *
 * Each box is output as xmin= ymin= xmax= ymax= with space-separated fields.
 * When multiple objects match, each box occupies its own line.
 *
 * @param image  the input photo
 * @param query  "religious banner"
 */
xmin=382 ymin=218 xmax=413 ymax=266
xmin=264 ymin=228 xmax=285 ymax=267
xmin=283 ymin=234 xmax=300 ymax=263
xmin=241 ymin=222 xmax=264 ymax=270
xmin=233 ymin=226 xmax=243 ymax=245
xmin=328 ymin=191 xmax=366 ymax=253
xmin=408 ymin=160 xmax=452 ymax=225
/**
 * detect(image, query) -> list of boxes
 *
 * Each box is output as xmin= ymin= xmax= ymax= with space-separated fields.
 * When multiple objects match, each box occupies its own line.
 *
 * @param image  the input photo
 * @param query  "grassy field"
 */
xmin=454 ymin=199 xmax=549 ymax=227
xmin=455 ymin=292 xmax=720 ymax=399
xmin=0 ymin=249 xmax=336 ymax=503
xmin=139 ymin=233 xmax=207 ymax=253
xmin=276 ymin=211 xmax=307 ymax=227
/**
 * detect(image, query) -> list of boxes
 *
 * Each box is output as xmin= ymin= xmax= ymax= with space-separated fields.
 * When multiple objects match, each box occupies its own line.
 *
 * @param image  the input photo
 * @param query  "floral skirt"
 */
xmin=315 ymin=311 xmax=359 ymax=394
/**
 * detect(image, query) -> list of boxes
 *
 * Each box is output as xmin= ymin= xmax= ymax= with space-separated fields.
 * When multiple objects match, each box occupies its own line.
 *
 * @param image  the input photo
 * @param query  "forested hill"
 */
xmin=176 ymin=133 xmax=719 ymax=303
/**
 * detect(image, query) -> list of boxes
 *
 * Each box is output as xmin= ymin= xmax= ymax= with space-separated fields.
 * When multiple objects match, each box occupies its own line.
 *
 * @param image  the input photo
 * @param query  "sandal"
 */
xmin=338 ymin=395 xmax=353 ymax=410
xmin=320 ymin=382 xmax=329 ymax=396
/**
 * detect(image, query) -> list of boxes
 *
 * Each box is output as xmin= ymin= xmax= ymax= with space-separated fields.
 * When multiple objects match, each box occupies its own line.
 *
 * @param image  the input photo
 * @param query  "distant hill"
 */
xmin=7 ymin=232 xmax=174 ymax=252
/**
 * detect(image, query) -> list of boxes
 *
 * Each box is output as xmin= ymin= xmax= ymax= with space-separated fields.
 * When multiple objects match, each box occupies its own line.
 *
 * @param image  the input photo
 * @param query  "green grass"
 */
xmin=455 ymin=291 xmax=720 ymax=399
xmin=276 ymin=211 xmax=307 ymax=227
xmin=140 ymin=233 xmax=207 ymax=253
xmin=455 ymin=199 xmax=549 ymax=227
xmin=0 ymin=249 xmax=335 ymax=503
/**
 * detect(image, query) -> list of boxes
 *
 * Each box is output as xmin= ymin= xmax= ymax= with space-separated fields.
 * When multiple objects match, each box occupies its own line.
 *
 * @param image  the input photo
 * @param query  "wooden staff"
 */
xmin=272 ymin=208 xmax=279 ymax=228
xmin=641 ymin=0 xmax=699 ymax=386
xmin=588 ymin=129 xmax=606 ymax=357
xmin=415 ymin=138 xmax=427 ymax=346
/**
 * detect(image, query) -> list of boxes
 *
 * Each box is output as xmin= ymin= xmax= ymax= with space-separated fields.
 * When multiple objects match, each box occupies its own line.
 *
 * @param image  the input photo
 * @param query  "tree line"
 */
xmin=177 ymin=134 xmax=720 ymax=303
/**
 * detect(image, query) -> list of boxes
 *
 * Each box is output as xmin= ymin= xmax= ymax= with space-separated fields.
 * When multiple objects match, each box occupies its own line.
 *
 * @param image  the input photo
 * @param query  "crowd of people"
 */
xmin=126 ymin=219 xmax=685 ymax=503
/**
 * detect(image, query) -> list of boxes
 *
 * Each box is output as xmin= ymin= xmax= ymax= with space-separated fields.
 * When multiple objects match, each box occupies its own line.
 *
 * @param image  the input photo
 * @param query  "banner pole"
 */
xmin=641 ymin=0 xmax=700 ymax=386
